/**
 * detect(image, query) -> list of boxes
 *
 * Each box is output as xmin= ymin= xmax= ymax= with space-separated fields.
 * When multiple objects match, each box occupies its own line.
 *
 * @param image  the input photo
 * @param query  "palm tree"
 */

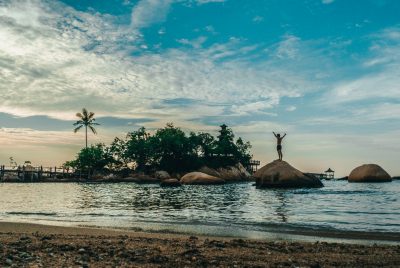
xmin=73 ymin=108 xmax=100 ymax=149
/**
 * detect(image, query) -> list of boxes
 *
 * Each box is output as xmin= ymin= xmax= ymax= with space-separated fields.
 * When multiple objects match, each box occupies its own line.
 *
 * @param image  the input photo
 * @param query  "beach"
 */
xmin=0 ymin=222 xmax=399 ymax=267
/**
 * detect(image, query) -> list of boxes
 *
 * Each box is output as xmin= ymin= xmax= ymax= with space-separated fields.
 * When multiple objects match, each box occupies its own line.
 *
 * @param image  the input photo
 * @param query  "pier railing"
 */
xmin=0 ymin=165 xmax=89 ymax=182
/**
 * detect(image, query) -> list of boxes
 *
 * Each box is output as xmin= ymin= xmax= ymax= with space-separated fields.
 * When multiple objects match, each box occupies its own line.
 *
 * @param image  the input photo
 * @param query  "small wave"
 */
xmin=293 ymin=190 xmax=378 ymax=195
xmin=7 ymin=211 xmax=57 ymax=216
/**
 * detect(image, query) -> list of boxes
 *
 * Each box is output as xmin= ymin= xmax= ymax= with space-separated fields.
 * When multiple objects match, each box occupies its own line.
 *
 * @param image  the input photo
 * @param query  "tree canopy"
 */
xmin=65 ymin=123 xmax=253 ymax=174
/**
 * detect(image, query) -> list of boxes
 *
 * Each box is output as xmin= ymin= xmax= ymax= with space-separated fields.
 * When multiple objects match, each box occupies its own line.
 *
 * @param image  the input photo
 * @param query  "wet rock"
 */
xmin=160 ymin=178 xmax=181 ymax=187
xmin=180 ymin=172 xmax=225 ymax=185
xmin=154 ymin=171 xmax=170 ymax=180
xmin=124 ymin=174 xmax=159 ymax=184
xmin=199 ymin=163 xmax=252 ymax=182
xmin=254 ymin=160 xmax=323 ymax=188
xmin=348 ymin=164 xmax=391 ymax=183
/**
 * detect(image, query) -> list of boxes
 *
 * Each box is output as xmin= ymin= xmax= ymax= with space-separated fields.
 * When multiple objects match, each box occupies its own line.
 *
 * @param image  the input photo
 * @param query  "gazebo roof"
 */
xmin=325 ymin=168 xmax=334 ymax=173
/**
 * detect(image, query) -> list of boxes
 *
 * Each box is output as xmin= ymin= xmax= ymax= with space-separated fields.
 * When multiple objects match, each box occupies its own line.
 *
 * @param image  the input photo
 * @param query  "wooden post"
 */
xmin=22 ymin=165 xmax=26 ymax=182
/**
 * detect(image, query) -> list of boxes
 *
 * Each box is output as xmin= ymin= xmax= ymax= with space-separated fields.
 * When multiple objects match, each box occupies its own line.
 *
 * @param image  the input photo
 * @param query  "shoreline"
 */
xmin=2 ymin=220 xmax=400 ymax=245
xmin=1 ymin=222 xmax=400 ymax=267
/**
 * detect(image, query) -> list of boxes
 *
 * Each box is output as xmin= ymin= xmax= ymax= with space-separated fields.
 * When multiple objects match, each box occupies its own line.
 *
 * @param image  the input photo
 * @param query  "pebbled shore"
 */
xmin=0 ymin=222 xmax=400 ymax=267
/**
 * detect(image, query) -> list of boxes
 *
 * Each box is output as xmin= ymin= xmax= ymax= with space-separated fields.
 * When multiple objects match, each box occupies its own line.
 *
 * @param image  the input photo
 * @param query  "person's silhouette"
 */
xmin=273 ymin=132 xmax=286 ymax=161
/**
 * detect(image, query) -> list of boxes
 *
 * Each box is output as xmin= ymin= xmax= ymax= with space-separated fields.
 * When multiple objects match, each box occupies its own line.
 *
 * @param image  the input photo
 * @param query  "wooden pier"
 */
xmin=0 ymin=165 xmax=88 ymax=182
xmin=247 ymin=160 xmax=261 ymax=173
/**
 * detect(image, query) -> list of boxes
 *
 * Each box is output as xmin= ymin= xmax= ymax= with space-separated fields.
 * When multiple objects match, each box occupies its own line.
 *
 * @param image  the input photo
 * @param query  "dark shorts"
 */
xmin=277 ymin=145 xmax=282 ymax=151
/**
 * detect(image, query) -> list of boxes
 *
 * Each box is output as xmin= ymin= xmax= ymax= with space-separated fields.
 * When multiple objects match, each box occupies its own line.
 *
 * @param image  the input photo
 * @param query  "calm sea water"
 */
xmin=0 ymin=181 xmax=399 ymax=241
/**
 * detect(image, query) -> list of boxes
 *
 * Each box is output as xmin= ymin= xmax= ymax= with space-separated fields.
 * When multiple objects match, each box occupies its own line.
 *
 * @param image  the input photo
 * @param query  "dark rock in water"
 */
xmin=336 ymin=176 xmax=348 ymax=181
xmin=180 ymin=172 xmax=225 ymax=185
xmin=160 ymin=178 xmax=181 ymax=187
xmin=254 ymin=160 xmax=323 ymax=188
xmin=126 ymin=174 xmax=159 ymax=184
xmin=392 ymin=176 xmax=400 ymax=180
xmin=154 ymin=171 xmax=170 ymax=180
xmin=348 ymin=164 xmax=391 ymax=183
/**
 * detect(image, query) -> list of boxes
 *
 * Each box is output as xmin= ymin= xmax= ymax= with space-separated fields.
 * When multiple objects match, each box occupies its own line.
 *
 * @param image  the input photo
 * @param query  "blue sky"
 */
xmin=0 ymin=0 xmax=400 ymax=176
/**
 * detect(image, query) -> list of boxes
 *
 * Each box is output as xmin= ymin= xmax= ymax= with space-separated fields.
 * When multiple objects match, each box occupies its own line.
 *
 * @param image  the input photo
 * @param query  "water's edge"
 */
xmin=1 ymin=181 xmax=399 ymax=245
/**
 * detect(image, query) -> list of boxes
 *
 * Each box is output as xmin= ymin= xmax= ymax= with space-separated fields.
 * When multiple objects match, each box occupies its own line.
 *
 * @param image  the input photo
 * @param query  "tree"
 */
xmin=124 ymin=127 xmax=152 ymax=171
xmin=215 ymin=124 xmax=236 ymax=156
xmin=235 ymin=137 xmax=252 ymax=165
xmin=150 ymin=123 xmax=197 ymax=173
xmin=73 ymin=108 xmax=100 ymax=149
xmin=64 ymin=144 xmax=115 ymax=175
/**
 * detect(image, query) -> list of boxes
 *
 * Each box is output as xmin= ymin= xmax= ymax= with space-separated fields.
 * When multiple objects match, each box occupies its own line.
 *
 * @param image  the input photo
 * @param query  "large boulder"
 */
xmin=254 ymin=160 xmax=323 ymax=188
xmin=180 ymin=172 xmax=225 ymax=185
xmin=348 ymin=164 xmax=391 ymax=183
xmin=198 ymin=163 xmax=253 ymax=182
xmin=160 ymin=178 xmax=181 ymax=187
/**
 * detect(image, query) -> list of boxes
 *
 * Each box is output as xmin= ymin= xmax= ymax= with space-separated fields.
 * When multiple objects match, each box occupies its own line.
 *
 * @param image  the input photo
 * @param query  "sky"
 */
xmin=0 ymin=0 xmax=399 ymax=177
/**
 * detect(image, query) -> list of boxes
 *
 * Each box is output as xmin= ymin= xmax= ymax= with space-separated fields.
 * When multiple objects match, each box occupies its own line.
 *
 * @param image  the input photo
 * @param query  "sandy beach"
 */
xmin=0 ymin=222 xmax=399 ymax=267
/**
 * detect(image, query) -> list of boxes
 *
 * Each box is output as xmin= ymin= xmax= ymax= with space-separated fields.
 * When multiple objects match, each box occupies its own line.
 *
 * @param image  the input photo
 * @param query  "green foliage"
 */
xmin=73 ymin=108 xmax=100 ymax=149
xmin=66 ymin=123 xmax=253 ymax=174
xmin=64 ymin=144 xmax=117 ymax=173
xmin=123 ymin=127 xmax=152 ymax=171
xmin=150 ymin=123 xmax=198 ymax=173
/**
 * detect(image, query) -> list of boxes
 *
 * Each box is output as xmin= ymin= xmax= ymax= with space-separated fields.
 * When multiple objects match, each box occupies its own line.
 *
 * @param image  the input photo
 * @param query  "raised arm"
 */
xmin=282 ymin=133 xmax=287 ymax=138
xmin=272 ymin=131 xmax=277 ymax=137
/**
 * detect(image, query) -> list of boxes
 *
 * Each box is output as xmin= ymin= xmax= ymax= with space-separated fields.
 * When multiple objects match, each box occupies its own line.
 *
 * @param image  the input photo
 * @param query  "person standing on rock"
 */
xmin=273 ymin=132 xmax=286 ymax=161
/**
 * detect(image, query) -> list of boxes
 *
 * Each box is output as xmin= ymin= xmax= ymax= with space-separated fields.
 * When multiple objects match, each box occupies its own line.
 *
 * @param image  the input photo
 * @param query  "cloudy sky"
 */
xmin=1 ymin=0 xmax=399 ymax=176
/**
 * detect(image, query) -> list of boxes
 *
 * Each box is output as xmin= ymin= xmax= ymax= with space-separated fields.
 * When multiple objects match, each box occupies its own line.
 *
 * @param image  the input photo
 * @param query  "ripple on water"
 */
xmin=0 ymin=181 xmax=399 ymax=235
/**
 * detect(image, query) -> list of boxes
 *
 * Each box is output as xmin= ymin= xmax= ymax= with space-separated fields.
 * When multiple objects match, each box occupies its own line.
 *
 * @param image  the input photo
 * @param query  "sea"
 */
xmin=1 ymin=180 xmax=399 ymax=244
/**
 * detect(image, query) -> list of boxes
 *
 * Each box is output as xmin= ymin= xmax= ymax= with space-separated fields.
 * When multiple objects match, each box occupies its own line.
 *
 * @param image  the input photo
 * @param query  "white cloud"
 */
xmin=131 ymin=0 xmax=173 ymax=30
xmin=0 ymin=0 xmax=315 ymax=123
xmin=252 ymin=16 xmax=264 ymax=23
xmin=176 ymin=36 xmax=207 ymax=48
xmin=196 ymin=0 xmax=226 ymax=4
xmin=286 ymin=106 xmax=296 ymax=112
xmin=323 ymin=26 xmax=400 ymax=108
xmin=275 ymin=35 xmax=301 ymax=59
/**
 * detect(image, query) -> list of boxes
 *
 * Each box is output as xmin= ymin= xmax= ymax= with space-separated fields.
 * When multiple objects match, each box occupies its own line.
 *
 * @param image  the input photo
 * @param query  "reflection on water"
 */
xmin=274 ymin=192 xmax=288 ymax=223
xmin=0 ymin=181 xmax=399 ymax=234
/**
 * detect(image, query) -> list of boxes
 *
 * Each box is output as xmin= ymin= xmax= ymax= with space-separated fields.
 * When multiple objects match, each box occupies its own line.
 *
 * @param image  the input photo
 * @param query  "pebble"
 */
xmin=5 ymin=258 xmax=13 ymax=265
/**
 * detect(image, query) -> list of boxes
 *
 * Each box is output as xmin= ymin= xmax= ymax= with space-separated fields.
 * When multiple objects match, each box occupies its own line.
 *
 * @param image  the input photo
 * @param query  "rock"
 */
xmin=154 ymin=171 xmax=170 ymax=180
xmin=5 ymin=258 xmax=13 ymax=265
xmin=126 ymin=174 xmax=159 ymax=184
xmin=254 ymin=160 xmax=323 ymax=188
xmin=198 ymin=163 xmax=252 ymax=182
xmin=180 ymin=172 xmax=225 ymax=185
xmin=348 ymin=164 xmax=391 ymax=183
xmin=160 ymin=178 xmax=181 ymax=187
xmin=99 ymin=174 xmax=159 ymax=183
xmin=217 ymin=163 xmax=252 ymax=182
xmin=198 ymin=166 xmax=220 ymax=178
